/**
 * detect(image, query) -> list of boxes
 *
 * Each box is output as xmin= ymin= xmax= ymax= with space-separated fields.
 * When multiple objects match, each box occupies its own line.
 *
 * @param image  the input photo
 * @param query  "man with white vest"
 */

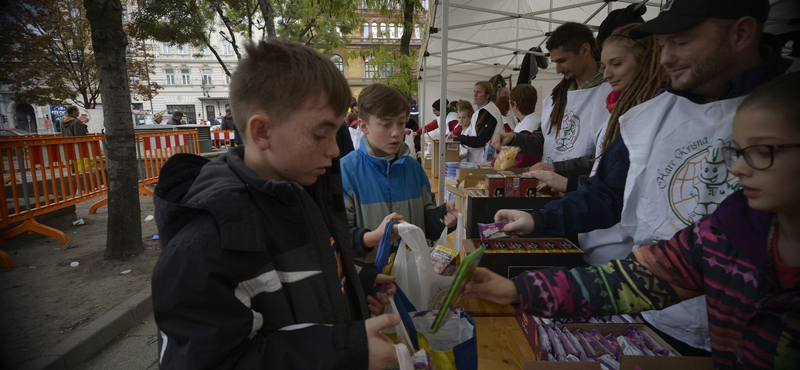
xmin=495 ymin=0 xmax=798 ymax=356
xmin=492 ymin=22 xmax=609 ymax=177
xmin=452 ymin=81 xmax=503 ymax=162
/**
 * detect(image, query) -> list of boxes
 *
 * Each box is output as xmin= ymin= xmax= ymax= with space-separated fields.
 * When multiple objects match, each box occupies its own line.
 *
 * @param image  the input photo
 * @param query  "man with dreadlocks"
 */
xmin=493 ymin=22 xmax=611 ymax=180
xmin=493 ymin=0 xmax=799 ymax=357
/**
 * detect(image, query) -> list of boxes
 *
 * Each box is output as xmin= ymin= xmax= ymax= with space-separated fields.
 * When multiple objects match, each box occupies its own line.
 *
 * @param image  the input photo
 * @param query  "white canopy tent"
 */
xmin=418 ymin=0 xmax=798 ymax=199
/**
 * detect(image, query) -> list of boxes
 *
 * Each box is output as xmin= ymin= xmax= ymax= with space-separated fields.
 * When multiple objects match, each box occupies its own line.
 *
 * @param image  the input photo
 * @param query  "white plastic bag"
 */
xmin=392 ymin=223 xmax=454 ymax=310
xmin=404 ymin=133 xmax=417 ymax=159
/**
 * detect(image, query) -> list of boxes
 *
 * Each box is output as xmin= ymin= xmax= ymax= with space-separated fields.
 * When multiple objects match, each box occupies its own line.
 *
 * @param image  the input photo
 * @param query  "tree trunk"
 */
xmin=83 ymin=0 xmax=143 ymax=259
xmin=257 ymin=0 xmax=277 ymax=38
xmin=400 ymin=0 xmax=415 ymax=56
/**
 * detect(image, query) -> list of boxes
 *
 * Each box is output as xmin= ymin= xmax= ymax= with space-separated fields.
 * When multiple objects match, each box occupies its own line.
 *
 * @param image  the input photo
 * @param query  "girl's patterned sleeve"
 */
xmin=513 ymin=219 xmax=710 ymax=318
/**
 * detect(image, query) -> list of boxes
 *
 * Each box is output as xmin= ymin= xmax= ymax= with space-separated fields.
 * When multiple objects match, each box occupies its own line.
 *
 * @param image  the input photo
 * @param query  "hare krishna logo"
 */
xmin=658 ymin=138 xmax=739 ymax=226
xmin=555 ymin=110 xmax=580 ymax=153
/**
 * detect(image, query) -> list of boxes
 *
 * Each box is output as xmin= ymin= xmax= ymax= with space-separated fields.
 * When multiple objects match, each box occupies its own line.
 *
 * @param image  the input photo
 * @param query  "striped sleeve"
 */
xmin=514 ymin=219 xmax=709 ymax=318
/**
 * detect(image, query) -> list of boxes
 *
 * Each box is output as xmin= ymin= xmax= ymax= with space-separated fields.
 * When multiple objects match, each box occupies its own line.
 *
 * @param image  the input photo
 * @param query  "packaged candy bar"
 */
xmin=511 ymin=242 xmax=526 ymax=250
xmin=477 ymin=221 xmax=509 ymax=239
xmin=623 ymin=330 xmax=655 ymax=356
xmin=561 ymin=326 xmax=587 ymax=357
xmin=575 ymin=330 xmax=597 ymax=356
xmin=595 ymin=354 xmax=620 ymax=370
xmin=637 ymin=328 xmax=676 ymax=356
xmin=590 ymin=330 xmax=616 ymax=355
xmin=546 ymin=353 xmax=557 ymax=362
xmin=537 ymin=325 xmax=552 ymax=354
xmin=604 ymin=334 xmax=622 ymax=354
xmin=430 ymin=244 xmax=460 ymax=276
xmin=546 ymin=325 xmax=567 ymax=360
xmin=412 ymin=349 xmax=431 ymax=370
xmin=527 ymin=241 xmax=543 ymax=250
xmin=494 ymin=242 xmax=509 ymax=250
xmin=554 ymin=327 xmax=581 ymax=357
xmin=617 ymin=336 xmax=645 ymax=356
xmin=565 ymin=354 xmax=581 ymax=362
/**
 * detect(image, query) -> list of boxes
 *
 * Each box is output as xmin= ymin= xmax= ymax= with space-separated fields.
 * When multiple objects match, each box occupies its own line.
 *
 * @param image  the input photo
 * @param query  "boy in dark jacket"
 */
xmin=151 ymin=39 xmax=401 ymax=370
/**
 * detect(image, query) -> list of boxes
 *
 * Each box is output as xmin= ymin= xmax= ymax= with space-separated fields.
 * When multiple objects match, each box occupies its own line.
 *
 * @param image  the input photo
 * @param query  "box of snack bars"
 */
xmin=463 ymin=238 xmax=586 ymax=278
xmin=430 ymin=244 xmax=460 ymax=276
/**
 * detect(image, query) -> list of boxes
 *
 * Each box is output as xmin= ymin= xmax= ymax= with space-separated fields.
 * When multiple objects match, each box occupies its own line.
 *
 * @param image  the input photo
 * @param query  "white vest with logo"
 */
xmin=541 ymin=83 xmax=612 ymax=164
xmin=619 ymin=92 xmax=748 ymax=352
xmin=460 ymin=102 xmax=504 ymax=162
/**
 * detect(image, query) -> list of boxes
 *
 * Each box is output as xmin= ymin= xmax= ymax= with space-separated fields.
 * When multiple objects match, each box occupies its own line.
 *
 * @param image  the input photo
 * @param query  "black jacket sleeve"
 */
xmin=532 ymin=136 xmax=629 ymax=235
xmin=153 ymin=218 xmax=369 ymax=370
xmin=423 ymin=203 xmax=449 ymax=241
xmin=453 ymin=113 xmax=497 ymax=148
xmin=553 ymin=155 xmax=594 ymax=177
xmin=512 ymin=129 xmax=545 ymax=157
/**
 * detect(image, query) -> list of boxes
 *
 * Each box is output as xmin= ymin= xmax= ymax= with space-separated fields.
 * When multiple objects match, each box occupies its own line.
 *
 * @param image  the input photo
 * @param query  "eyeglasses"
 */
xmin=721 ymin=144 xmax=800 ymax=170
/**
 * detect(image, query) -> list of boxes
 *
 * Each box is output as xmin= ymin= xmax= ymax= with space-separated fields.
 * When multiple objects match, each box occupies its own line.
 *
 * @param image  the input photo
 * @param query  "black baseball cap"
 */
xmin=630 ymin=0 xmax=770 ymax=39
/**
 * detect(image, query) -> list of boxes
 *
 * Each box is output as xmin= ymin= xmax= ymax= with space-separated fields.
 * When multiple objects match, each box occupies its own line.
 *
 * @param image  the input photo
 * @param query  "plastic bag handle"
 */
xmin=372 ymin=220 xmax=396 ymax=296
xmin=388 ymin=285 xmax=419 ymax=351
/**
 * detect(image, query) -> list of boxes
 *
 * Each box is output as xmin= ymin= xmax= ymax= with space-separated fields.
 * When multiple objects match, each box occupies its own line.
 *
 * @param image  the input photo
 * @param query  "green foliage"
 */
xmin=0 ymin=0 xmax=159 ymax=108
xmin=132 ymin=0 xmax=364 ymax=75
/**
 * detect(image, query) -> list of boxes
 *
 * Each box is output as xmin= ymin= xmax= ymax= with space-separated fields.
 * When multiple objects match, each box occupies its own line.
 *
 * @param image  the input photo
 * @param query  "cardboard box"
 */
xmin=464 ymin=238 xmax=586 ymax=278
xmin=486 ymin=174 xmax=505 ymax=197
xmin=517 ymin=312 xmax=714 ymax=369
xmin=488 ymin=171 xmax=539 ymax=197
xmin=455 ymin=167 xmax=527 ymax=183
xmin=431 ymin=141 xmax=461 ymax=178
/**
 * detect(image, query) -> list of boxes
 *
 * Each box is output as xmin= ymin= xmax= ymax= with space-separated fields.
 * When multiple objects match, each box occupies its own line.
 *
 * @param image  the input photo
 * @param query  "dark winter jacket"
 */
xmin=514 ymin=191 xmax=800 ymax=369
xmin=151 ymin=147 xmax=371 ymax=369
xmin=167 ymin=117 xmax=183 ymax=125
xmin=61 ymin=116 xmax=88 ymax=137
xmin=220 ymin=114 xmax=235 ymax=130
xmin=531 ymin=34 xmax=795 ymax=236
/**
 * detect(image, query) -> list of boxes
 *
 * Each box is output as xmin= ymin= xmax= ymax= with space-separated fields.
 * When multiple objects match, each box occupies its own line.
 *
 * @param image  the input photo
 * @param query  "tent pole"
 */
xmin=438 ymin=0 xmax=448 ymax=204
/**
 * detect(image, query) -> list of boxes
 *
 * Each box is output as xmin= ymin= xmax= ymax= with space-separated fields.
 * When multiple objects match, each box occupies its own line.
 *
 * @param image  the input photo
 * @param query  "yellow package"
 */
xmin=494 ymin=146 xmax=519 ymax=170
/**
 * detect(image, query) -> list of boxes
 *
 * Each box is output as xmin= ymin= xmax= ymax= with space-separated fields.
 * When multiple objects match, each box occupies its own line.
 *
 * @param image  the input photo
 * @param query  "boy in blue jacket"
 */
xmin=341 ymin=83 xmax=458 ymax=269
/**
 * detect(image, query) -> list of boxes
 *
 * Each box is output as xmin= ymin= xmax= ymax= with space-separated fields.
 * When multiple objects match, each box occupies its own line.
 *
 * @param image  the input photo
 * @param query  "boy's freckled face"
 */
xmin=729 ymin=108 xmax=800 ymax=214
xmin=360 ymin=112 xmax=409 ymax=157
xmin=264 ymin=102 xmax=342 ymax=186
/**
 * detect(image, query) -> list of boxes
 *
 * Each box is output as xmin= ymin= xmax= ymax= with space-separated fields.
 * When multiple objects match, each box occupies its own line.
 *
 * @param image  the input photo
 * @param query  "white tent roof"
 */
xmin=418 ymin=0 xmax=797 ymax=114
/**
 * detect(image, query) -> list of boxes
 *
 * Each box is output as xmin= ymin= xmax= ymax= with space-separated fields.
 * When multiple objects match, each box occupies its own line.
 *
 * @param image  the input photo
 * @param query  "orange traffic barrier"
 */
xmin=1 ymin=130 xmax=200 ymax=267
xmin=88 ymin=130 xmax=200 ymax=214
xmin=1 ymin=134 xmax=108 ymax=266
xmin=211 ymin=129 xmax=237 ymax=149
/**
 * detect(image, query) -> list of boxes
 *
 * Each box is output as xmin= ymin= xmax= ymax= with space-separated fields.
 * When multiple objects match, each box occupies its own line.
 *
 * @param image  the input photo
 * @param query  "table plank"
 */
xmin=475 ymin=317 xmax=536 ymax=369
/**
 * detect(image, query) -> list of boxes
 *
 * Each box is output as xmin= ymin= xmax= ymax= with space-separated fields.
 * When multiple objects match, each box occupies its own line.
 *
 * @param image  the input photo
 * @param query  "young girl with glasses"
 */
xmin=463 ymin=71 xmax=800 ymax=369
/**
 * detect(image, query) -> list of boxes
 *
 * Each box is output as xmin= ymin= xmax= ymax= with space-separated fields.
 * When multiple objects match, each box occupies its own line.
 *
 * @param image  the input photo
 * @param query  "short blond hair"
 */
xmin=229 ymin=38 xmax=352 ymax=141
xmin=358 ymin=83 xmax=409 ymax=121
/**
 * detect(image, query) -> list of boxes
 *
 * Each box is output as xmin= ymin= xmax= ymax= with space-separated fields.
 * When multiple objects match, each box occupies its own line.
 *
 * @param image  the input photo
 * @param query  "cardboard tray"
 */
xmin=464 ymin=238 xmax=587 ymax=278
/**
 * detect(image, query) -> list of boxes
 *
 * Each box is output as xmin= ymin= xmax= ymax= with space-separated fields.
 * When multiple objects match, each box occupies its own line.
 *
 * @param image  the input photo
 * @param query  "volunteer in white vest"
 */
xmin=493 ymin=0 xmax=798 ymax=356
xmin=491 ymin=23 xmax=609 ymax=177
xmin=453 ymin=81 xmax=503 ymax=163
xmin=528 ymin=23 xmax=669 ymax=264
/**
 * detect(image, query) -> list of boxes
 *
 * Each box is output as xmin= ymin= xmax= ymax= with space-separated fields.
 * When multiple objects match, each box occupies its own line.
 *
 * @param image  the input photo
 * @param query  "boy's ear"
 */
xmin=358 ymin=117 xmax=369 ymax=134
xmin=248 ymin=113 xmax=272 ymax=150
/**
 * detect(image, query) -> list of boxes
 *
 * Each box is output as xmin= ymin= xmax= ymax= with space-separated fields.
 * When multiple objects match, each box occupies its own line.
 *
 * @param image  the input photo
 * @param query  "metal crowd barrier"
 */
xmin=1 ymin=130 xmax=200 ymax=267
xmin=210 ymin=129 xmax=237 ymax=149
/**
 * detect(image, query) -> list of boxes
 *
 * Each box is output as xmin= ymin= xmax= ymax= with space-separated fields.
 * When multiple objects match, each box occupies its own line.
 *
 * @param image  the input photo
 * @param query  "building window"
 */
xmin=389 ymin=23 xmax=396 ymax=39
xmin=399 ymin=24 xmax=404 ymax=37
xmin=178 ymin=44 xmax=188 ymax=54
xmin=363 ymin=23 xmax=369 ymax=38
xmin=203 ymin=69 xmax=212 ymax=85
xmin=371 ymin=22 xmax=377 ymax=39
xmin=331 ymin=55 xmax=343 ymax=73
xmin=225 ymin=74 xmax=231 ymax=84
xmin=364 ymin=58 xmax=379 ymax=80
xmin=380 ymin=23 xmax=387 ymax=38
xmin=132 ymin=103 xmax=143 ymax=110
xmin=382 ymin=64 xmax=394 ymax=78
xmin=415 ymin=25 xmax=421 ymax=40
xmin=199 ymin=45 xmax=209 ymax=55
xmin=162 ymin=43 xmax=172 ymax=54
xmin=181 ymin=69 xmax=190 ymax=84
xmin=222 ymin=40 xmax=232 ymax=55
xmin=122 ymin=4 xmax=129 ymax=21
xmin=165 ymin=69 xmax=175 ymax=84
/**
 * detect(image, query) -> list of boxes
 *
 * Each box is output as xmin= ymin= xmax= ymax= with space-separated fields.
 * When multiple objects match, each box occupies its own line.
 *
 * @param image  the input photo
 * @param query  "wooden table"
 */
xmin=456 ymin=298 xmax=516 ymax=317
xmin=475 ymin=316 xmax=537 ymax=369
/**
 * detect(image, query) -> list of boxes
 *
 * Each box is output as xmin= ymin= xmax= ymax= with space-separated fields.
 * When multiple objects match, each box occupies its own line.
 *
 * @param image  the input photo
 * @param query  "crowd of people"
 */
xmin=148 ymin=0 xmax=798 ymax=369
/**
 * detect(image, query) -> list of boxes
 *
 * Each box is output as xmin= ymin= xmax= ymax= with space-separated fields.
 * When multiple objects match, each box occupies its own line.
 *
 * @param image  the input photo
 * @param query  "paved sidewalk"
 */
xmin=20 ymin=289 xmax=153 ymax=370
xmin=78 ymin=312 xmax=158 ymax=370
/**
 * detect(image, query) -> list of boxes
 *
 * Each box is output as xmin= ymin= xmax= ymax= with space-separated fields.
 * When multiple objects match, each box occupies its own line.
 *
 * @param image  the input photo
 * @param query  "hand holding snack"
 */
xmin=367 ymin=274 xmax=396 ymax=315
xmin=365 ymin=314 xmax=401 ymax=370
xmin=462 ymin=267 xmax=519 ymax=304
xmin=491 ymin=132 xmax=515 ymax=153
xmin=494 ymin=209 xmax=534 ymax=235
xmin=525 ymin=169 xmax=568 ymax=193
